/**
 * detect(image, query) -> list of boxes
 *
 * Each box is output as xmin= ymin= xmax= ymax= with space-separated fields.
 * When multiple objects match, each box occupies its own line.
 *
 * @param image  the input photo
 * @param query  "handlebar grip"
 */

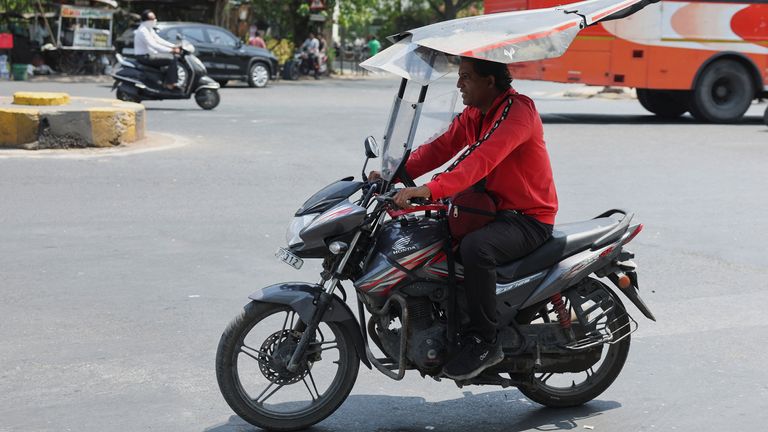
xmin=408 ymin=197 xmax=430 ymax=206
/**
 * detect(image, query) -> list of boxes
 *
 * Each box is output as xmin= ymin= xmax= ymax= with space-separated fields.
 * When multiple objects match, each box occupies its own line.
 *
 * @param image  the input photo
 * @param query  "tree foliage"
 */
xmin=427 ymin=0 xmax=482 ymax=21
xmin=374 ymin=0 xmax=482 ymax=45
xmin=248 ymin=0 xmax=378 ymax=45
xmin=0 ymin=0 xmax=36 ymax=14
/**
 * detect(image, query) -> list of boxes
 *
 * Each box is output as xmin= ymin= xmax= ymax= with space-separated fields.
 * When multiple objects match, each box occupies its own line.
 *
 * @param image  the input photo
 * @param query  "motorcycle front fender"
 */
xmin=194 ymin=75 xmax=220 ymax=91
xmin=249 ymin=282 xmax=371 ymax=368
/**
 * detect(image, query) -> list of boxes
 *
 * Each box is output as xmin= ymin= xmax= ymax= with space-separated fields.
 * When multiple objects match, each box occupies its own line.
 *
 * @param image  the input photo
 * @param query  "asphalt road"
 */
xmin=1 ymin=75 xmax=767 ymax=432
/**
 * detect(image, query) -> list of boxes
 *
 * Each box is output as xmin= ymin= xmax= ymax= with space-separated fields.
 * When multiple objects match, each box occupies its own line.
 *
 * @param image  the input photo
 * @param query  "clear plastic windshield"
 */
xmin=360 ymin=39 xmax=452 ymax=86
xmin=380 ymin=79 xmax=461 ymax=181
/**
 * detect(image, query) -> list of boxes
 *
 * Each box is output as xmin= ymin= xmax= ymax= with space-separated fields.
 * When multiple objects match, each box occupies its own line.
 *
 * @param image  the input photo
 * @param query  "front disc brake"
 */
xmin=258 ymin=330 xmax=310 ymax=385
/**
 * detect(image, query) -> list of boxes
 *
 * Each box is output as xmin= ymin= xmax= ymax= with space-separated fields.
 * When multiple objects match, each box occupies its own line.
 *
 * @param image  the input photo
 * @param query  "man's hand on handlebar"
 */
xmin=393 ymin=186 xmax=431 ymax=208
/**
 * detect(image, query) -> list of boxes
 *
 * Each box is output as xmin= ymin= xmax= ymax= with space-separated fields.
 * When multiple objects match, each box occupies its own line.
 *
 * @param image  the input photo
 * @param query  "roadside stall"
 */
xmin=54 ymin=1 xmax=116 ymax=74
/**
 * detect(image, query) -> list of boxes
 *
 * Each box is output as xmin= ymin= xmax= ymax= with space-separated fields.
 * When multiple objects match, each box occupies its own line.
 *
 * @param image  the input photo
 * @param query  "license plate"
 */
xmin=276 ymin=247 xmax=303 ymax=270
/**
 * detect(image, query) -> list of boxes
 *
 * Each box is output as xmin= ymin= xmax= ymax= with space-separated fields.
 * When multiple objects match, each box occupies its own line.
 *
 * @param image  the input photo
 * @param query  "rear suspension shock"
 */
xmin=551 ymin=293 xmax=572 ymax=329
xmin=551 ymin=293 xmax=576 ymax=342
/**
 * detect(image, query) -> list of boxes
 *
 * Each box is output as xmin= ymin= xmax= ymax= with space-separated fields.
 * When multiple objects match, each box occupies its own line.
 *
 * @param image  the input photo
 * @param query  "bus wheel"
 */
xmin=637 ymin=89 xmax=688 ymax=118
xmin=689 ymin=59 xmax=754 ymax=123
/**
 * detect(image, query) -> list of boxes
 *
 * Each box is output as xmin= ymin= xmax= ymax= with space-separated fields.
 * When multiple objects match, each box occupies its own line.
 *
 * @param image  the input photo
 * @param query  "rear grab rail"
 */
xmin=590 ymin=210 xmax=634 ymax=251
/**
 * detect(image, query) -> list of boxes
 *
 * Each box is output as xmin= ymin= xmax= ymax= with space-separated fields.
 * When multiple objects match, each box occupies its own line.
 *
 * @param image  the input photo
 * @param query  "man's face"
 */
xmin=456 ymin=59 xmax=495 ymax=108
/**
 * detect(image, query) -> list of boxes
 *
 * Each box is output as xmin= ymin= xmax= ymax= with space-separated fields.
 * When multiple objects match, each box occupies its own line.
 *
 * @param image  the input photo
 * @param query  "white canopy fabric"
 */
xmin=361 ymin=0 xmax=659 ymax=84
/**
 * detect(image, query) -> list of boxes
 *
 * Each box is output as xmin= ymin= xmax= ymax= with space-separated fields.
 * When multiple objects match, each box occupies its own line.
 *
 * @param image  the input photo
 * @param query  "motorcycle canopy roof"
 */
xmin=360 ymin=0 xmax=659 ymax=85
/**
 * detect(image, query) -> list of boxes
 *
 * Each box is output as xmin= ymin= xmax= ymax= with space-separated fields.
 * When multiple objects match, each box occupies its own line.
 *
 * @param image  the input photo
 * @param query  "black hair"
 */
xmin=461 ymin=57 xmax=512 ymax=92
xmin=140 ymin=10 xmax=155 ymax=21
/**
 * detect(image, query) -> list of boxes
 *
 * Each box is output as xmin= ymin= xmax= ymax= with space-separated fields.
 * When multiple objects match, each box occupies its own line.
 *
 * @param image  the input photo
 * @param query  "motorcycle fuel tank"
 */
xmin=355 ymin=217 xmax=445 ymax=295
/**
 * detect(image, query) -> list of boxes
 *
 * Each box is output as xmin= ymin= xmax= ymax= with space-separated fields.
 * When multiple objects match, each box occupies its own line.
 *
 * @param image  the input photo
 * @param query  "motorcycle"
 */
xmin=110 ymin=40 xmax=221 ymax=110
xmin=216 ymin=0 xmax=659 ymax=430
xmin=282 ymin=49 xmax=327 ymax=80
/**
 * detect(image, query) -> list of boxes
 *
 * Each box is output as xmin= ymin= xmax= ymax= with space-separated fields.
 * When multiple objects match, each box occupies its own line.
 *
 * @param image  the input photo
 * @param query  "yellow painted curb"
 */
xmin=13 ymin=92 xmax=71 ymax=106
xmin=1 ymin=97 xmax=145 ymax=149
xmin=0 ymin=108 xmax=40 ymax=146
xmin=88 ymin=107 xmax=143 ymax=147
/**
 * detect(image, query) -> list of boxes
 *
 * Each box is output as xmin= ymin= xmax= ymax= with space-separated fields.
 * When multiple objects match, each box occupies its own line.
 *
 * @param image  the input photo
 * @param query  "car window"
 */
xmin=206 ymin=28 xmax=238 ymax=47
xmin=161 ymin=28 xmax=180 ymax=42
xmin=179 ymin=27 xmax=206 ymax=44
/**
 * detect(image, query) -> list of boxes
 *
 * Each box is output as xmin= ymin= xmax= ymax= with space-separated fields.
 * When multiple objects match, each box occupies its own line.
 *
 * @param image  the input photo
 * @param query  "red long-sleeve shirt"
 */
xmin=405 ymin=88 xmax=558 ymax=225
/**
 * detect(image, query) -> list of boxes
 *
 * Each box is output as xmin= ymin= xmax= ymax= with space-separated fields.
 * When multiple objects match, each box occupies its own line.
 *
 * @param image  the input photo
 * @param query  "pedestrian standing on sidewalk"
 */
xmin=248 ymin=28 xmax=266 ymax=49
xmin=367 ymin=34 xmax=381 ymax=58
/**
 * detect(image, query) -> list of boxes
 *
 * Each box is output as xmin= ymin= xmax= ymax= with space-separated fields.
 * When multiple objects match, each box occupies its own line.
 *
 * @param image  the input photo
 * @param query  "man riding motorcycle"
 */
xmin=300 ymin=32 xmax=321 ymax=79
xmin=372 ymin=57 xmax=558 ymax=380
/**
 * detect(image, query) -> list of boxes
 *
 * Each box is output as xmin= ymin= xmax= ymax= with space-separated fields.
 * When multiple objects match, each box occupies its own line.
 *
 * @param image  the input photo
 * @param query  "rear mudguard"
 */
xmin=249 ymin=282 xmax=371 ymax=368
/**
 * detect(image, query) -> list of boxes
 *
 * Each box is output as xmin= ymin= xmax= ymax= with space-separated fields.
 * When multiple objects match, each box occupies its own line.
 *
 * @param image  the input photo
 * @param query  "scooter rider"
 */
xmin=372 ymin=57 xmax=558 ymax=380
xmin=133 ymin=9 xmax=181 ymax=90
xmin=300 ymin=32 xmax=321 ymax=78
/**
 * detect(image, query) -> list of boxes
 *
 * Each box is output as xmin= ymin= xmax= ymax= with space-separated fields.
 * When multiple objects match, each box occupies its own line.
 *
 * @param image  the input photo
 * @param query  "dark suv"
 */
xmin=116 ymin=22 xmax=278 ymax=88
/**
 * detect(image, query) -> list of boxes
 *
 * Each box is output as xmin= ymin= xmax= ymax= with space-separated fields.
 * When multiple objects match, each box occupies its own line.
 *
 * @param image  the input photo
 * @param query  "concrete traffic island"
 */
xmin=0 ymin=92 xmax=145 ymax=150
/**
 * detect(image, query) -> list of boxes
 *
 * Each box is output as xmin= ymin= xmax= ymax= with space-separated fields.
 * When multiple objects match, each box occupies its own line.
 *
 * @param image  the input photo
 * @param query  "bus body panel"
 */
xmin=487 ymin=0 xmax=768 ymax=93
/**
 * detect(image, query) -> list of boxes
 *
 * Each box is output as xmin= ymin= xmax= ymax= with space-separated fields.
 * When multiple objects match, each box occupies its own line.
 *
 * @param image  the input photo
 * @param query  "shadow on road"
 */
xmin=144 ymin=107 xmax=201 ymax=112
xmin=204 ymin=391 xmax=621 ymax=432
xmin=541 ymin=113 xmax=766 ymax=125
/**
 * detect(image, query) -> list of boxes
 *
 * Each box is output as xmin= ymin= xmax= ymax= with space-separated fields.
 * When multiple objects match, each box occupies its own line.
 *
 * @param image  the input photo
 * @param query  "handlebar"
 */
xmin=374 ymin=188 xmax=437 ymax=208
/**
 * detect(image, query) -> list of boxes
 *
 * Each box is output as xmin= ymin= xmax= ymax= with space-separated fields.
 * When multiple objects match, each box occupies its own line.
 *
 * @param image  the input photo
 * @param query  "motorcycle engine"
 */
xmin=373 ymin=292 xmax=449 ymax=372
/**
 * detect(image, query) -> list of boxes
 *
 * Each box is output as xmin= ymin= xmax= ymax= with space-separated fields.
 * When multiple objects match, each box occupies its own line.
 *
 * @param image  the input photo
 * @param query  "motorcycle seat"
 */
xmin=496 ymin=217 xmax=620 ymax=283
xmin=123 ymin=58 xmax=161 ymax=72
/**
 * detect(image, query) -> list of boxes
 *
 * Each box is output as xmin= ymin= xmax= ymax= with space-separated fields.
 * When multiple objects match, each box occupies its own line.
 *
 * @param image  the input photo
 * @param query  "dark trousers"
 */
xmin=459 ymin=210 xmax=553 ymax=342
xmin=136 ymin=54 xmax=179 ymax=86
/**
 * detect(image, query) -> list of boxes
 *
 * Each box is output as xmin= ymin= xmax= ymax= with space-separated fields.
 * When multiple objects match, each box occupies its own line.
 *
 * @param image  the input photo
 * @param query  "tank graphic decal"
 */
xmin=397 ymin=241 xmax=443 ymax=270
xmin=357 ymin=241 xmax=444 ymax=294
xmin=392 ymin=236 xmax=419 ymax=254
xmin=358 ymin=266 xmax=406 ymax=293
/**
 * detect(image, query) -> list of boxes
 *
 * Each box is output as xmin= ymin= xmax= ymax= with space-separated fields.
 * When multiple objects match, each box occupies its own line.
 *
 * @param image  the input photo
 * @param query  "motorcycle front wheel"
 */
xmin=516 ymin=282 xmax=631 ymax=407
xmin=195 ymin=88 xmax=220 ymax=110
xmin=216 ymin=302 xmax=359 ymax=431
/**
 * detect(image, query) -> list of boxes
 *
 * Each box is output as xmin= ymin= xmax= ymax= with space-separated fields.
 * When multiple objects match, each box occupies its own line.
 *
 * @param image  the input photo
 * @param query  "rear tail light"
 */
xmin=624 ymin=224 xmax=643 ymax=244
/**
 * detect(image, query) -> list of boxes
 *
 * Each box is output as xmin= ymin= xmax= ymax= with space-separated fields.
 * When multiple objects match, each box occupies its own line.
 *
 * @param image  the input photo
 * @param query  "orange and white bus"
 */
xmin=485 ymin=0 xmax=768 ymax=122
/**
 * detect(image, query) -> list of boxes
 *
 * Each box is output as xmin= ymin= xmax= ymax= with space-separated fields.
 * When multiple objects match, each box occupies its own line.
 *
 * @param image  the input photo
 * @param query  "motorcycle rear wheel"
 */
xmin=516 ymin=282 xmax=631 ymax=407
xmin=216 ymin=302 xmax=359 ymax=432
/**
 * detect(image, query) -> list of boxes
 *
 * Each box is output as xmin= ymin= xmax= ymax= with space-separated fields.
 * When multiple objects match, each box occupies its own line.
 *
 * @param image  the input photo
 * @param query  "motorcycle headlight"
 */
xmin=286 ymin=213 xmax=319 ymax=247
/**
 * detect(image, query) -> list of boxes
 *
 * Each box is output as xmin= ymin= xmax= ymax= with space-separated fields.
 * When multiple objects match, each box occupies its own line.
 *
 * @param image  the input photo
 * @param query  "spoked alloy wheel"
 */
xmin=516 ymin=281 xmax=631 ymax=407
xmin=176 ymin=64 xmax=188 ymax=89
xmin=249 ymin=62 xmax=270 ymax=88
xmin=216 ymin=302 xmax=359 ymax=431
